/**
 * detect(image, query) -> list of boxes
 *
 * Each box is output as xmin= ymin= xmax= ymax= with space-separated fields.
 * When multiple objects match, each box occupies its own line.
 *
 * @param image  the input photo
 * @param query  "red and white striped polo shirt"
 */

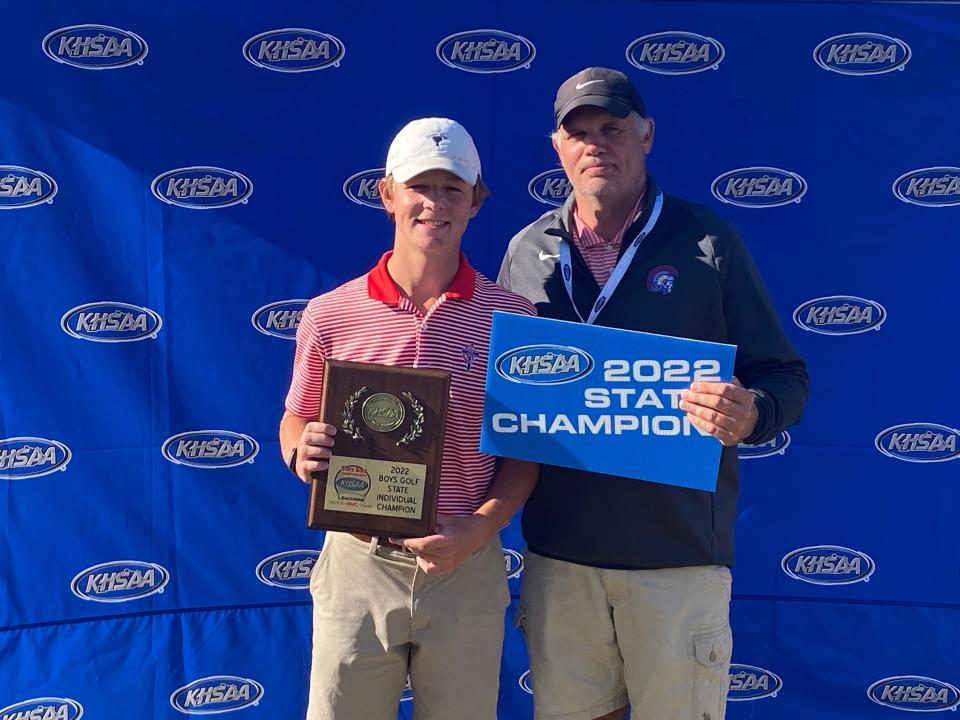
xmin=285 ymin=251 xmax=536 ymax=514
xmin=571 ymin=190 xmax=645 ymax=285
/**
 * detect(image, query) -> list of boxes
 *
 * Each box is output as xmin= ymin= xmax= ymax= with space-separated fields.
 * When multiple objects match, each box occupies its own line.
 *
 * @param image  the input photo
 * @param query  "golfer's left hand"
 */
xmin=392 ymin=513 xmax=493 ymax=575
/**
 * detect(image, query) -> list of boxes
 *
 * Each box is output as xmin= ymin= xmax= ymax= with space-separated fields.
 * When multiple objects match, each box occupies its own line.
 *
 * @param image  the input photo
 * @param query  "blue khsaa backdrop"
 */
xmin=1 ymin=1 xmax=959 ymax=718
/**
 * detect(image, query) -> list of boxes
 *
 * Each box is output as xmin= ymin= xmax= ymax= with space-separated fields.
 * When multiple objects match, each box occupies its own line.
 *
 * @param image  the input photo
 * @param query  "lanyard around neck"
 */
xmin=559 ymin=189 xmax=664 ymax=325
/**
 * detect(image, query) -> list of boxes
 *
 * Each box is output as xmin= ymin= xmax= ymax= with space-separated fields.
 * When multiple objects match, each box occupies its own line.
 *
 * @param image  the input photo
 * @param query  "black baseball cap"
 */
xmin=554 ymin=67 xmax=646 ymax=128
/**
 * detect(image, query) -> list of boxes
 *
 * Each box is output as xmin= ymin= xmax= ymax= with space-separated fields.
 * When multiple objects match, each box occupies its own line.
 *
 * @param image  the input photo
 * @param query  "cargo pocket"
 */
xmin=692 ymin=625 xmax=732 ymax=720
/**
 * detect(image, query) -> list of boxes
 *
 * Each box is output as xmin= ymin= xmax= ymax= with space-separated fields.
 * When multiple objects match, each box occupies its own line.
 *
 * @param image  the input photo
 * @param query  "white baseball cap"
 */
xmin=385 ymin=117 xmax=482 ymax=185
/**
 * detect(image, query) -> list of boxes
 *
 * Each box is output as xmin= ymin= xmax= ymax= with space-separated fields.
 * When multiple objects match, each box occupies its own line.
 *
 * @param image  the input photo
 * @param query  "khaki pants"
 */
xmin=306 ymin=532 xmax=509 ymax=720
xmin=518 ymin=552 xmax=733 ymax=720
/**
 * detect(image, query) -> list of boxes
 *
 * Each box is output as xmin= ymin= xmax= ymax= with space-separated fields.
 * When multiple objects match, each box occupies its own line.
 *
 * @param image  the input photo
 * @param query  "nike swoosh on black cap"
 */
xmin=554 ymin=67 xmax=646 ymax=128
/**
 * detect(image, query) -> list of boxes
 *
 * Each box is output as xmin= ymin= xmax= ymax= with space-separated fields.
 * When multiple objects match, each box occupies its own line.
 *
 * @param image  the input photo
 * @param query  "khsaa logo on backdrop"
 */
xmin=436 ymin=29 xmax=535 ymax=73
xmin=738 ymin=431 xmax=790 ymax=459
xmin=42 ymin=24 xmax=147 ymax=69
xmin=781 ymin=545 xmax=874 ymax=585
xmin=170 ymin=676 xmax=264 ymax=714
xmin=252 ymin=300 xmax=307 ymax=339
xmin=256 ymin=550 xmax=319 ymax=589
xmin=793 ymin=296 xmax=885 ymax=335
xmin=61 ymin=301 xmax=162 ymax=342
xmin=893 ymin=167 xmax=960 ymax=207
xmin=504 ymin=549 xmax=524 ymax=579
xmin=243 ymin=28 xmax=344 ymax=72
xmin=875 ymin=423 xmax=960 ymax=463
xmin=711 ymin=168 xmax=806 ymax=208
xmin=0 ymin=697 xmax=84 ymax=720
xmin=343 ymin=168 xmax=385 ymax=209
xmin=0 ymin=437 xmax=72 ymax=479
xmin=151 ymin=167 xmax=252 ymax=209
xmin=495 ymin=345 xmax=594 ymax=385
xmin=528 ymin=169 xmax=572 ymax=207
xmin=71 ymin=560 xmax=169 ymax=602
xmin=814 ymin=33 xmax=910 ymax=75
xmin=626 ymin=31 xmax=724 ymax=74
xmin=728 ymin=664 xmax=783 ymax=701
xmin=0 ymin=166 xmax=57 ymax=209
xmin=868 ymin=676 xmax=960 ymax=712
xmin=162 ymin=431 xmax=259 ymax=469
xmin=518 ymin=670 xmax=533 ymax=694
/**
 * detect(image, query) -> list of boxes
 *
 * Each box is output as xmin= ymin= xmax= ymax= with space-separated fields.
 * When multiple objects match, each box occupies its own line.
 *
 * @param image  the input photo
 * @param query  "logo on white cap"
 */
xmin=385 ymin=118 xmax=481 ymax=185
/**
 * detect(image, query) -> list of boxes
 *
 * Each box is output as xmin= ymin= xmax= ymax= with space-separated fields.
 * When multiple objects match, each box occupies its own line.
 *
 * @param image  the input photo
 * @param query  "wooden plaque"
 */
xmin=306 ymin=359 xmax=450 ymax=537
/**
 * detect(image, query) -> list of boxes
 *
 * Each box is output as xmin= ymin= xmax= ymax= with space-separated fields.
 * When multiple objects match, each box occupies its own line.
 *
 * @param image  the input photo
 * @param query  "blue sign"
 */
xmin=480 ymin=313 xmax=735 ymax=491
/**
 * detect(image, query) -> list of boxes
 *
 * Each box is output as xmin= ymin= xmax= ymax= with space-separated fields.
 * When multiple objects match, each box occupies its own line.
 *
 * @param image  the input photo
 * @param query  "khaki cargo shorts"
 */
xmin=517 ymin=551 xmax=733 ymax=720
xmin=306 ymin=532 xmax=510 ymax=720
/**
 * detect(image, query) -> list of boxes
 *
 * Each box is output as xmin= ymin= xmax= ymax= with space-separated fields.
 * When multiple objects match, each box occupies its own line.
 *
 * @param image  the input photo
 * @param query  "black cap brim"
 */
xmin=555 ymin=95 xmax=633 ymax=127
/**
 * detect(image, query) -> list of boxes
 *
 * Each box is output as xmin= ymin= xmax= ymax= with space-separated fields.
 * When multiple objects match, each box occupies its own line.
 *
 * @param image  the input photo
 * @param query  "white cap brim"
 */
xmin=390 ymin=157 xmax=478 ymax=186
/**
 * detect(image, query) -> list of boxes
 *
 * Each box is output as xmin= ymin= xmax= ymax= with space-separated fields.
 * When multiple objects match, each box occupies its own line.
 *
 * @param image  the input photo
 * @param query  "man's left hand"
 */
xmin=680 ymin=377 xmax=758 ymax=446
xmin=392 ymin=513 xmax=494 ymax=575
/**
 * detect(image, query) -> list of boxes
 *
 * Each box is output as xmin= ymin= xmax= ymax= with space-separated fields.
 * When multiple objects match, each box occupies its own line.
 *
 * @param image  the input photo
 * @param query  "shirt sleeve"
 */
xmin=719 ymin=225 xmax=809 ymax=444
xmin=496 ymin=245 xmax=514 ymax=291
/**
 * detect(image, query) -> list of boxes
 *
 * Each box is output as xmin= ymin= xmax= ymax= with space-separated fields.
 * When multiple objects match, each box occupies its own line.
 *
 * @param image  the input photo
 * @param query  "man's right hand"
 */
xmin=294 ymin=422 xmax=337 ymax=483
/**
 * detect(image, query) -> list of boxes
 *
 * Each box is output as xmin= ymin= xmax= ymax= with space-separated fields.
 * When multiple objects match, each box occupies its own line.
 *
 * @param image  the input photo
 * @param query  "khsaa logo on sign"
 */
xmin=495 ymin=345 xmax=594 ymax=385
xmin=42 ymin=24 xmax=147 ymax=69
xmin=792 ymin=296 xmax=885 ymax=335
xmin=875 ymin=423 xmax=960 ymax=463
xmin=868 ymin=676 xmax=960 ymax=712
xmin=711 ymin=167 xmax=807 ymax=208
xmin=151 ymin=167 xmax=252 ymax=209
xmin=626 ymin=31 xmax=724 ymax=74
xmin=0 ymin=166 xmax=58 ymax=209
xmin=256 ymin=550 xmax=319 ymax=589
xmin=893 ymin=167 xmax=960 ymax=207
xmin=61 ymin=301 xmax=162 ymax=342
xmin=71 ymin=560 xmax=169 ymax=602
xmin=252 ymin=300 xmax=307 ymax=339
xmin=738 ymin=431 xmax=790 ymax=459
xmin=170 ymin=676 xmax=264 ymax=714
xmin=728 ymin=664 xmax=783 ymax=701
xmin=0 ymin=437 xmax=72 ymax=479
xmin=343 ymin=168 xmax=385 ymax=209
xmin=814 ymin=33 xmax=910 ymax=75
xmin=528 ymin=169 xmax=572 ymax=207
xmin=781 ymin=545 xmax=874 ymax=585
xmin=162 ymin=431 xmax=259 ymax=469
xmin=436 ymin=29 xmax=535 ymax=73
xmin=243 ymin=28 xmax=344 ymax=72
xmin=0 ymin=697 xmax=84 ymax=720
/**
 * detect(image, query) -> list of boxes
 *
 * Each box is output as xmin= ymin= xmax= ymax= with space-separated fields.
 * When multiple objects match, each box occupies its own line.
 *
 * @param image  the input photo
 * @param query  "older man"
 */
xmin=281 ymin=117 xmax=538 ymax=720
xmin=498 ymin=68 xmax=809 ymax=720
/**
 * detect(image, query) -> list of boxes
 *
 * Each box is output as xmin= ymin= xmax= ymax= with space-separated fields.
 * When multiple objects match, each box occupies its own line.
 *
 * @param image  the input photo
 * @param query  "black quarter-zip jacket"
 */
xmin=497 ymin=178 xmax=809 ymax=569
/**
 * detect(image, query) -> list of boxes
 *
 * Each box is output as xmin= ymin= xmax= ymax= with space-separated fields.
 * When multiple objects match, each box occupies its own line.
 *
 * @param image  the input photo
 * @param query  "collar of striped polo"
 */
xmin=367 ymin=251 xmax=476 ymax=305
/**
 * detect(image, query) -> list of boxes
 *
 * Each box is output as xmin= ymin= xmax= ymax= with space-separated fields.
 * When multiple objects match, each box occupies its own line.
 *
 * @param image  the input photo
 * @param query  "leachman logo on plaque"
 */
xmin=480 ymin=313 xmax=735 ymax=491
xmin=307 ymin=359 xmax=450 ymax=537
